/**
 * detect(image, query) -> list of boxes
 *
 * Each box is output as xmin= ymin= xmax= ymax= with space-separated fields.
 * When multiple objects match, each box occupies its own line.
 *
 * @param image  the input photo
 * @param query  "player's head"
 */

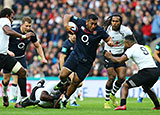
xmin=86 ymin=14 xmax=98 ymax=32
xmin=68 ymin=33 xmax=76 ymax=43
xmin=21 ymin=16 xmax=32 ymax=33
xmin=103 ymin=14 xmax=122 ymax=31
xmin=0 ymin=8 xmax=14 ymax=24
xmin=124 ymin=34 xmax=136 ymax=48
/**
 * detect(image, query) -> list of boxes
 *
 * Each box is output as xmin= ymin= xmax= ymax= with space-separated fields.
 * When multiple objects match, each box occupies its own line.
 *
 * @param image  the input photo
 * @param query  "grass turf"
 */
xmin=0 ymin=97 xmax=160 ymax=115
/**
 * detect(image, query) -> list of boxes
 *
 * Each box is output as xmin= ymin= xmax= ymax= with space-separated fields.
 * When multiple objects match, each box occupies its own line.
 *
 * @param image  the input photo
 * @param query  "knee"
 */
xmin=123 ymin=82 xmax=129 ymax=89
xmin=108 ymin=77 xmax=115 ymax=84
xmin=117 ymin=77 xmax=125 ymax=84
xmin=3 ymin=77 xmax=10 ymax=84
xmin=18 ymin=68 xmax=27 ymax=78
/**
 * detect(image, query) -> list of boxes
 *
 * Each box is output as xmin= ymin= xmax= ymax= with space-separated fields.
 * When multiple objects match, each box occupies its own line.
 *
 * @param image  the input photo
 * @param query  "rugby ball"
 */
xmin=68 ymin=22 xmax=78 ymax=34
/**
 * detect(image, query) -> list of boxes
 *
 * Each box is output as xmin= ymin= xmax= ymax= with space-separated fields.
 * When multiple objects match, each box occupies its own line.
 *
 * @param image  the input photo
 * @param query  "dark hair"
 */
xmin=125 ymin=34 xmax=136 ymax=42
xmin=87 ymin=14 xmax=98 ymax=20
xmin=102 ymin=14 xmax=122 ymax=30
xmin=0 ymin=8 xmax=13 ymax=18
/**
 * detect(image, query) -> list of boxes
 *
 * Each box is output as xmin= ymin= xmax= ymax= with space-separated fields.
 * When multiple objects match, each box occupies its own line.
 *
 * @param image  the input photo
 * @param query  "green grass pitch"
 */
xmin=0 ymin=97 xmax=160 ymax=115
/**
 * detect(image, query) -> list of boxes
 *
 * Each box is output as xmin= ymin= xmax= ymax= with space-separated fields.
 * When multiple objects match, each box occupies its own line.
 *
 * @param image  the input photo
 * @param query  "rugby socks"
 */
xmin=111 ymin=81 xmax=121 ymax=96
xmin=120 ymin=99 xmax=126 ymax=106
xmin=139 ymin=91 xmax=145 ymax=98
xmin=18 ymin=78 xmax=27 ymax=97
xmin=105 ymin=85 xmax=112 ymax=101
xmin=2 ymin=80 xmax=9 ymax=97
xmin=9 ymin=84 xmax=17 ymax=100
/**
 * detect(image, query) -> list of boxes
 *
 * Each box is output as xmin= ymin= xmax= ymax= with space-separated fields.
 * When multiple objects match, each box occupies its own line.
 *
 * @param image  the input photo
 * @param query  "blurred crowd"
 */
xmin=0 ymin=0 xmax=160 ymax=78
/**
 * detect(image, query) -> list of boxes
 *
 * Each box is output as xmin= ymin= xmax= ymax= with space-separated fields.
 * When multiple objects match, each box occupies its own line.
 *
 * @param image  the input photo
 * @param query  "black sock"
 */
xmin=120 ymin=99 xmax=126 ymax=106
xmin=154 ymin=100 xmax=160 ymax=108
xmin=2 ymin=80 xmax=8 ymax=86
xmin=18 ymin=78 xmax=27 ymax=97
xmin=12 ymin=83 xmax=17 ymax=87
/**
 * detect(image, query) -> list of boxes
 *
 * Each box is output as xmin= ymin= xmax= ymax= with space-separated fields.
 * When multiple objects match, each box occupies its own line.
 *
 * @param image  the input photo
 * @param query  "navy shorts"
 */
xmin=64 ymin=53 xmax=92 ymax=81
xmin=104 ymin=53 xmax=126 ymax=69
xmin=0 ymin=54 xmax=17 ymax=72
xmin=3 ymin=56 xmax=27 ymax=74
xmin=126 ymin=68 xmax=160 ymax=88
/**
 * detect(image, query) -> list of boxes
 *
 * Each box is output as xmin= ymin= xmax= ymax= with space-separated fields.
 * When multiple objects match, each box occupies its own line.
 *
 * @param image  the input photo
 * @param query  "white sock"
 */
xmin=70 ymin=92 xmax=76 ymax=104
xmin=16 ymin=86 xmax=22 ymax=103
xmin=2 ymin=83 xmax=8 ymax=97
xmin=140 ymin=91 xmax=145 ymax=98
xmin=9 ymin=85 xmax=17 ymax=100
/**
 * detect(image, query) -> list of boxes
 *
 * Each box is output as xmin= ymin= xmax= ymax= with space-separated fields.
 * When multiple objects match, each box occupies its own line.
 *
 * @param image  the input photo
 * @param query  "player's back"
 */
xmin=125 ymin=44 xmax=157 ymax=70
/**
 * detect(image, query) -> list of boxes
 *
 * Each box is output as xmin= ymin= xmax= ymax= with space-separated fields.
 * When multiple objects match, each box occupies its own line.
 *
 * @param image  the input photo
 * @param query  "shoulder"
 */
xmin=0 ymin=18 xmax=11 ymax=26
xmin=120 ymin=25 xmax=132 ymax=35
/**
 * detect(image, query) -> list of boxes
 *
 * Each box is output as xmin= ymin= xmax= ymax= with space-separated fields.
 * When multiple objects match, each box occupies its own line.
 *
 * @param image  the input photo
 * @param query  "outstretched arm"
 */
xmin=104 ymin=51 xmax=128 ymax=63
xmin=33 ymin=41 xmax=47 ymax=64
xmin=3 ymin=25 xmax=34 ymax=38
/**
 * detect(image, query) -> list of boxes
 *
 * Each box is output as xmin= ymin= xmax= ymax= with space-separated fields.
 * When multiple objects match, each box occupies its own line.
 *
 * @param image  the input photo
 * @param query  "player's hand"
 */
xmin=107 ymin=39 xmax=114 ymax=47
xmin=25 ymin=32 xmax=35 ymax=38
xmin=65 ymin=25 xmax=75 ymax=35
xmin=8 ymin=50 xmax=15 ymax=57
xmin=41 ymin=58 xmax=47 ymax=64
xmin=104 ymin=51 xmax=112 ymax=59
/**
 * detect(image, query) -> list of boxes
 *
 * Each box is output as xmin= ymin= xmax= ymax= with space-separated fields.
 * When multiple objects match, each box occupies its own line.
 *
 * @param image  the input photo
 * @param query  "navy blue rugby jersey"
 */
xmin=61 ymin=39 xmax=74 ymax=61
xmin=8 ymin=26 xmax=38 ymax=57
xmin=70 ymin=16 xmax=110 ymax=62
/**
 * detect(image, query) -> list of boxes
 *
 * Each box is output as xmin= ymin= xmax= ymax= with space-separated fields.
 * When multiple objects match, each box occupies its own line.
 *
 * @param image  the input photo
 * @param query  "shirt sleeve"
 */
xmin=124 ymin=47 xmax=134 ymax=59
xmin=155 ymin=42 xmax=160 ymax=51
xmin=30 ymin=31 xmax=38 ymax=43
xmin=70 ymin=16 xmax=84 ymax=27
xmin=101 ymin=30 xmax=110 ymax=41
xmin=2 ymin=18 xmax=11 ymax=28
xmin=124 ymin=26 xmax=133 ymax=36
xmin=61 ymin=40 xmax=70 ymax=55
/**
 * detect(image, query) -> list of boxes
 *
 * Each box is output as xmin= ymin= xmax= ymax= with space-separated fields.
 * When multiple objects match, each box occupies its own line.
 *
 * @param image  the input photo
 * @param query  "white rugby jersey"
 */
xmin=35 ymin=81 xmax=59 ymax=108
xmin=0 ymin=18 xmax=11 ymax=55
xmin=125 ymin=44 xmax=157 ymax=70
xmin=104 ymin=25 xmax=132 ymax=55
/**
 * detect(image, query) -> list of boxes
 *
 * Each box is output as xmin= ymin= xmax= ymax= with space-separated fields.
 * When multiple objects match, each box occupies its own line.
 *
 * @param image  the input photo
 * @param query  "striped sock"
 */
xmin=111 ymin=81 xmax=121 ymax=96
xmin=105 ymin=85 xmax=112 ymax=101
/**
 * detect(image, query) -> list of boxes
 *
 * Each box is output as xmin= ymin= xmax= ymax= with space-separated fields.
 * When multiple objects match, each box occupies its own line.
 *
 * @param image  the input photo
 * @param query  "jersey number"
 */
xmin=140 ymin=47 xmax=149 ymax=55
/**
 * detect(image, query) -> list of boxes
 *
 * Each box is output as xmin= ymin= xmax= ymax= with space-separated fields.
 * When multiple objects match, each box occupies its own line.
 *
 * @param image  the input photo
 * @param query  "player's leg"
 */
xmin=142 ymin=85 xmax=160 ymax=109
xmin=137 ymin=90 xmax=145 ymax=103
xmin=2 ymin=73 xmax=11 ymax=107
xmin=9 ymin=75 xmax=18 ymax=102
xmin=60 ymin=73 xmax=81 ymax=108
xmin=110 ymin=66 xmax=126 ymax=107
xmin=104 ymin=67 xmax=116 ymax=109
xmin=58 ymin=67 xmax=72 ymax=88
xmin=69 ymin=73 xmax=80 ymax=106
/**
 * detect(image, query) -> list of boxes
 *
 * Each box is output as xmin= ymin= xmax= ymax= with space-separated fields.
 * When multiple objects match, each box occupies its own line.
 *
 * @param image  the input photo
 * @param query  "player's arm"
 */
xmin=104 ymin=36 xmax=114 ymax=47
xmin=153 ymin=50 xmax=160 ymax=63
xmin=64 ymin=14 xmax=73 ymax=32
xmin=3 ymin=25 xmax=34 ymax=38
xmin=59 ymin=53 xmax=67 ymax=69
xmin=33 ymin=41 xmax=47 ymax=64
xmin=8 ymin=50 xmax=15 ymax=57
xmin=104 ymin=51 xmax=128 ymax=63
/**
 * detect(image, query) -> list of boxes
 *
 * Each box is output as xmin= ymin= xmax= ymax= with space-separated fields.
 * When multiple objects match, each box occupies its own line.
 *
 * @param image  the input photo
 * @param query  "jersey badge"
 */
xmin=61 ymin=47 xmax=67 ymax=53
xmin=73 ymin=16 xmax=78 ymax=20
